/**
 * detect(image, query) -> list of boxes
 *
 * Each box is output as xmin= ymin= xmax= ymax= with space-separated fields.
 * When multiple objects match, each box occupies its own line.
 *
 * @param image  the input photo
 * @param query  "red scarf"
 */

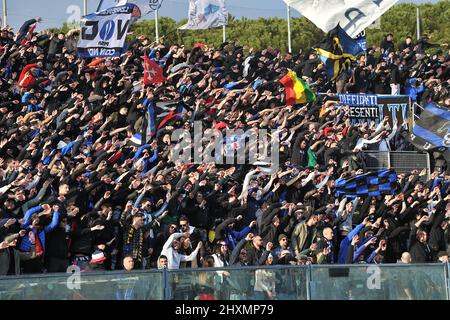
xmin=35 ymin=231 xmax=43 ymax=257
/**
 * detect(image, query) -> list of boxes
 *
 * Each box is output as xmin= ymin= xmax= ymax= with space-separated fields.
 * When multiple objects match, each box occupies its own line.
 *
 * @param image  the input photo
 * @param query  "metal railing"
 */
xmin=413 ymin=102 xmax=425 ymax=122
xmin=0 ymin=269 xmax=164 ymax=300
xmin=363 ymin=151 xmax=430 ymax=178
xmin=0 ymin=263 xmax=449 ymax=300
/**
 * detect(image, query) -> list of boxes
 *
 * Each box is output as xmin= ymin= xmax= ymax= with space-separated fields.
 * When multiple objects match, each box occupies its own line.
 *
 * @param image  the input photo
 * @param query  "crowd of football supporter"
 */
xmin=0 ymin=19 xmax=449 ymax=285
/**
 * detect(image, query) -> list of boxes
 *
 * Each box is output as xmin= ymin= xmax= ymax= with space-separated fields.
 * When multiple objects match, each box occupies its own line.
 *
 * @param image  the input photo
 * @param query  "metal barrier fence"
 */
xmin=363 ymin=151 xmax=430 ymax=178
xmin=0 ymin=269 xmax=164 ymax=300
xmin=413 ymin=102 xmax=425 ymax=123
xmin=0 ymin=263 xmax=449 ymax=300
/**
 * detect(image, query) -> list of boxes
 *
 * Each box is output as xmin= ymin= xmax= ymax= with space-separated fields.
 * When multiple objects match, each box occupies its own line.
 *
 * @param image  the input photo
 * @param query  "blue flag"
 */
xmin=336 ymin=169 xmax=398 ymax=198
xmin=411 ymin=102 xmax=450 ymax=161
xmin=314 ymin=24 xmax=364 ymax=81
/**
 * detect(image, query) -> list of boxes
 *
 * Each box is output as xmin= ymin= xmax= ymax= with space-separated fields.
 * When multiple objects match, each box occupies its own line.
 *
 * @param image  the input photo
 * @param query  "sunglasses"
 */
xmin=179 ymin=224 xmax=188 ymax=227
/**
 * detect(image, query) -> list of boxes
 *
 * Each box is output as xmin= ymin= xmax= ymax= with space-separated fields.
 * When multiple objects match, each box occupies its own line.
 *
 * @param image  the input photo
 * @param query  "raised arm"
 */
xmin=229 ymin=237 xmax=248 ymax=265
xmin=21 ymin=205 xmax=43 ymax=228
xmin=386 ymin=121 xmax=398 ymax=142
xmin=214 ymin=217 xmax=236 ymax=241
xmin=162 ymin=232 xmax=183 ymax=252
xmin=180 ymin=242 xmax=202 ymax=262
xmin=44 ymin=210 xmax=60 ymax=233
xmin=238 ymin=168 xmax=260 ymax=201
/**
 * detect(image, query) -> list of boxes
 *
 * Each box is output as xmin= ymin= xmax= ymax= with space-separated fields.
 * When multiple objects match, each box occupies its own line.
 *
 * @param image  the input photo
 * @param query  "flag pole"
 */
xmin=287 ymin=4 xmax=292 ymax=53
xmin=416 ymin=6 xmax=420 ymax=41
xmin=155 ymin=8 xmax=160 ymax=43
xmin=2 ymin=0 xmax=7 ymax=28
xmin=223 ymin=0 xmax=227 ymax=42
xmin=364 ymin=30 xmax=367 ymax=66
xmin=83 ymin=0 xmax=88 ymax=16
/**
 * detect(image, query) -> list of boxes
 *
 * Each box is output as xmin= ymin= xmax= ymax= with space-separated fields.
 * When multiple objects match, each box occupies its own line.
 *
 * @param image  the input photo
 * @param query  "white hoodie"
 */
xmin=161 ymin=233 xmax=200 ymax=270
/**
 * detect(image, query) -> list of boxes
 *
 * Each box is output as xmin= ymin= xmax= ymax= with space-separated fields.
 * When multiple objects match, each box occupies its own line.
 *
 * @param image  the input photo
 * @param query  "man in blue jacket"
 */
xmin=23 ymin=94 xmax=42 ymax=113
xmin=337 ymin=216 xmax=370 ymax=264
xmin=404 ymin=77 xmax=424 ymax=103
xmin=214 ymin=215 xmax=256 ymax=250
xmin=19 ymin=204 xmax=59 ymax=273
xmin=133 ymin=141 xmax=158 ymax=176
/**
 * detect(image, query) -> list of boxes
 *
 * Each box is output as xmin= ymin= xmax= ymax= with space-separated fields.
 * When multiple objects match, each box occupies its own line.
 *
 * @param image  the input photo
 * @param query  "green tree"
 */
xmin=366 ymin=1 xmax=450 ymax=49
xmin=49 ymin=1 xmax=449 ymax=53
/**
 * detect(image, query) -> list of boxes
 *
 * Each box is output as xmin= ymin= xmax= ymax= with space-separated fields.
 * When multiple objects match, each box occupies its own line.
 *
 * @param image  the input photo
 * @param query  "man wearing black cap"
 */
xmin=272 ymin=233 xmax=294 ymax=260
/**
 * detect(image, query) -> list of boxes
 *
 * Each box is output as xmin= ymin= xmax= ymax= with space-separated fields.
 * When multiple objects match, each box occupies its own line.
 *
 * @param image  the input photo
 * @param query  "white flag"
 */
xmin=179 ymin=0 xmax=228 ymax=30
xmin=283 ymin=0 xmax=399 ymax=37
xmin=78 ymin=4 xmax=137 ymax=58
xmin=98 ymin=0 xmax=163 ymax=16
xmin=97 ymin=0 xmax=125 ymax=11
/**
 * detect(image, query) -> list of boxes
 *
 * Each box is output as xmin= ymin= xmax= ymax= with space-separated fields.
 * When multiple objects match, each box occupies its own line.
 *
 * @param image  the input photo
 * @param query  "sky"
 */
xmin=1 ymin=0 xmax=440 ymax=31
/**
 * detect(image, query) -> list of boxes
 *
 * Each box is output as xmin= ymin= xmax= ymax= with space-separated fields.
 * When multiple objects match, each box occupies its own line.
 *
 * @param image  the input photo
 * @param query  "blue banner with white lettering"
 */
xmin=77 ymin=4 xmax=139 ymax=58
xmin=320 ymin=93 xmax=411 ymax=128
xmin=342 ymin=94 xmax=410 ymax=127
